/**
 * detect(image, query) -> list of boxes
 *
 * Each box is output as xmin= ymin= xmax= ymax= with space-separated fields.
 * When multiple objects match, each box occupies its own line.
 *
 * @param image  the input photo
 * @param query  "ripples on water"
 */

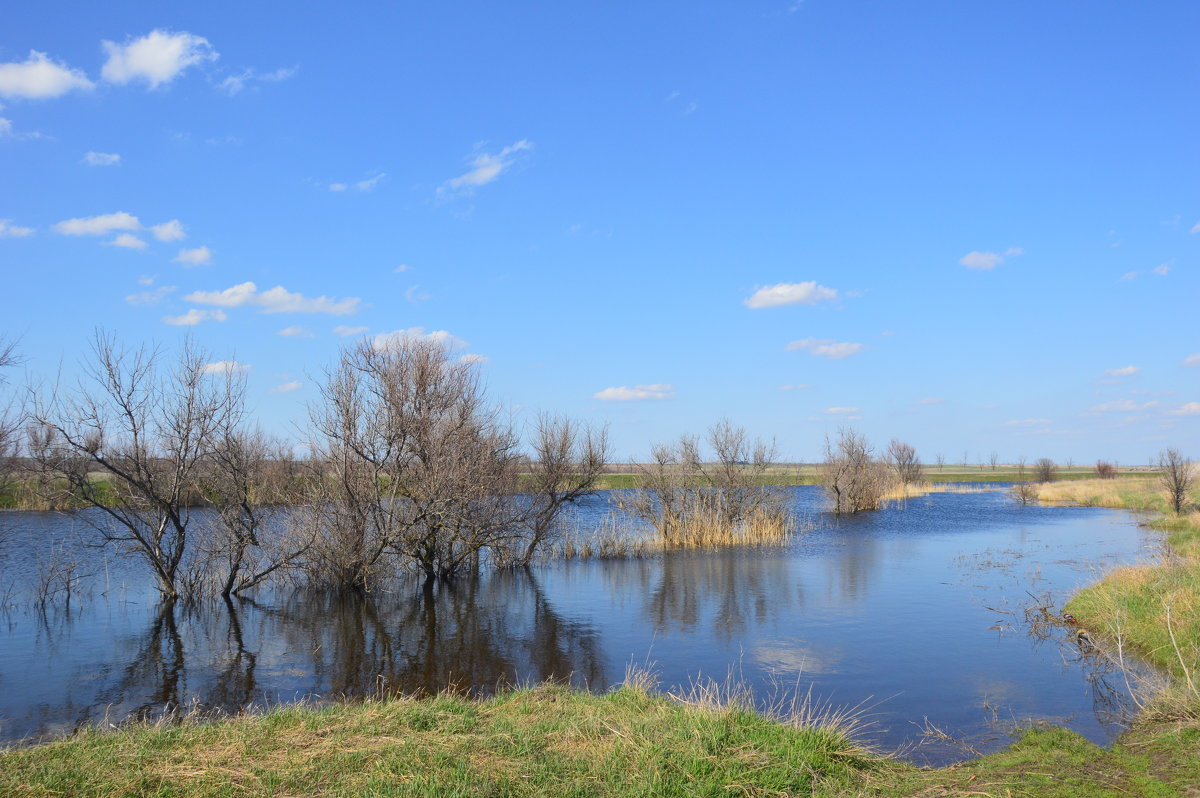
xmin=0 ymin=487 xmax=1162 ymax=765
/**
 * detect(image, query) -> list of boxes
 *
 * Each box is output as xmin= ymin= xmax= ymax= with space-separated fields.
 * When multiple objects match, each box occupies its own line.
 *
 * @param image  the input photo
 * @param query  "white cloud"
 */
xmin=778 ymin=384 xmax=812 ymax=391
xmin=201 ymin=360 xmax=249 ymax=376
xmin=328 ymin=183 xmax=347 ymax=192
xmin=394 ymin=264 xmax=410 ymax=273
xmin=593 ymin=384 xmax=676 ymax=401
xmin=0 ymin=51 xmax=94 ymax=99
xmin=356 ymin=173 xmax=386 ymax=191
xmin=150 ymin=219 xmax=185 ymax=241
xmin=1190 ymin=221 xmax=1200 ymax=234
xmin=785 ymin=338 xmax=863 ymax=360
xmin=825 ymin=406 xmax=860 ymax=415
xmin=1183 ymin=354 xmax=1200 ymax=368
xmin=959 ymin=251 xmax=1003 ymax=270
xmin=744 ymin=281 xmax=838 ymax=309
xmin=1004 ymin=246 xmax=1024 ymax=256
xmin=173 ymin=245 xmax=212 ymax=266
xmin=83 ymin=151 xmax=120 ymax=166
xmin=101 ymin=30 xmax=218 ymax=88
xmin=137 ymin=275 xmax=155 ymax=286
xmin=163 ymin=308 xmax=227 ymax=326
xmin=278 ymin=325 xmax=314 ymax=338
xmin=218 ymin=65 xmax=298 ymax=96
xmin=0 ymin=219 xmax=34 ymax=238
xmin=333 ymin=325 xmax=368 ymax=337
xmin=1120 ymin=271 xmax=1138 ymax=281
xmin=440 ymin=140 xmax=533 ymax=197
xmin=372 ymin=327 xmax=467 ymax=351
xmin=459 ymin=353 xmax=489 ymax=365
xmin=53 ymin=211 xmax=140 ymax=236
xmin=107 ymin=233 xmax=147 ymax=250
xmin=1173 ymin=402 xmax=1200 ymax=416
xmin=404 ymin=284 xmax=431 ymax=304
xmin=1102 ymin=365 xmax=1140 ymax=377
xmin=916 ymin=397 xmax=944 ymax=405
xmin=1152 ymin=262 xmax=1171 ymax=276
xmin=125 ymin=285 xmax=176 ymax=305
xmin=1004 ymin=418 xmax=1052 ymax=426
xmin=184 ymin=281 xmax=360 ymax=315
xmin=271 ymin=380 xmax=302 ymax=393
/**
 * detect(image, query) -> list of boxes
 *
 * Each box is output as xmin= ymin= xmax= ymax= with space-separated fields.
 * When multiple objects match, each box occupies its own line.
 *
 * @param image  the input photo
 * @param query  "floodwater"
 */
xmin=0 ymin=487 xmax=1163 ymax=765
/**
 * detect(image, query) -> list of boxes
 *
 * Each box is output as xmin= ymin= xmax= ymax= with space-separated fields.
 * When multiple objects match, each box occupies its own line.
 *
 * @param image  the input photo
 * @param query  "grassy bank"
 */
xmin=592 ymin=468 xmax=1151 ymax=491
xmin=3 ymin=679 xmax=1199 ymax=797
xmin=1035 ymin=478 xmax=1200 ymax=689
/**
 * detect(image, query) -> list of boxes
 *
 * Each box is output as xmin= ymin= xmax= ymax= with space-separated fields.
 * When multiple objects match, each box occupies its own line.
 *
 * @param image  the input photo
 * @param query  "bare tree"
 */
xmin=1094 ymin=460 xmax=1118 ymax=480
xmin=1016 ymin=456 xmax=1027 ymax=480
xmin=507 ymin=414 xmax=609 ymax=566
xmin=629 ymin=420 xmax=791 ymax=545
xmin=988 ymin=451 xmax=999 ymax=472
xmin=935 ymin=452 xmax=945 ymax=471
xmin=26 ymin=333 xmax=237 ymax=600
xmin=823 ymin=428 xmax=890 ymax=514
xmin=886 ymin=439 xmax=923 ymax=485
xmin=1158 ymin=448 xmax=1194 ymax=514
xmin=199 ymin=426 xmax=314 ymax=597
xmin=1032 ymin=458 xmax=1057 ymax=483
xmin=0 ymin=337 xmax=22 ymax=503
xmin=308 ymin=336 xmax=522 ymax=587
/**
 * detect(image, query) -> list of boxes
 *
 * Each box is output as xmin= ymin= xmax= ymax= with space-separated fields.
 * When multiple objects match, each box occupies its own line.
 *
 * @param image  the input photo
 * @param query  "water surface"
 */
xmin=0 ymin=487 xmax=1161 ymax=765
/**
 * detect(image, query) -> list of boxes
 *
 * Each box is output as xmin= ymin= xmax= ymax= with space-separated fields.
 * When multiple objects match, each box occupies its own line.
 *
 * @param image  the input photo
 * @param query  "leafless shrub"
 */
xmin=628 ymin=420 xmax=794 ymax=546
xmin=501 ymin=414 xmax=609 ymax=567
xmin=822 ymin=427 xmax=891 ymax=514
xmin=988 ymin=451 xmax=999 ymax=471
xmin=25 ymin=332 xmax=238 ymax=600
xmin=1094 ymin=460 xmax=1118 ymax=480
xmin=935 ymin=452 xmax=945 ymax=471
xmin=886 ymin=439 xmax=923 ymax=486
xmin=307 ymin=336 xmax=522 ymax=587
xmin=1016 ymin=456 xmax=1027 ymax=480
xmin=33 ymin=541 xmax=89 ymax=610
xmin=1032 ymin=458 xmax=1058 ymax=483
xmin=1012 ymin=482 xmax=1038 ymax=505
xmin=1158 ymin=448 xmax=1194 ymax=514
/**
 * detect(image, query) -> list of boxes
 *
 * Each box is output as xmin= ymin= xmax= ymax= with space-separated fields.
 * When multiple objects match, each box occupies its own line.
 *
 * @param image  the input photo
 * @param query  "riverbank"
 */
xmin=2 ymin=677 xmax=1198 ymax=797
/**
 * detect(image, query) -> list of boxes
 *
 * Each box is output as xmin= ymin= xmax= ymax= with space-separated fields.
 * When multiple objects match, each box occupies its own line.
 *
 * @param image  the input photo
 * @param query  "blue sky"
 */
xmin=1 ymin=1 xmax=1197 ymax=464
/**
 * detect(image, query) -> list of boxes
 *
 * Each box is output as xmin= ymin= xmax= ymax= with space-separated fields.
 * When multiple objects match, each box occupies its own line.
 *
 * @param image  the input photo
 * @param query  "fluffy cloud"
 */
xmin=333 ymin=325 xmax=369 ymax=337
xmin=744 ymin=281 xmax=838 ymax=309
xmin=83 ymin=151 xmax=120 ymax=166
xmin=825 ymin=406 xmax=860 ymax=415
xmin=125 ymin=285 xmax=176 ymax=305
xmin=163 ymin=308 xmax=227 ymax=326
xmin=958 ymin=251 xmax=1003 ymax=270
xmin=1102 ymin=365 xmax=1140 ymax=377
xmin=1153 ymin=262 xmax=1171 ymax=276
xmin=184 ymin=281 xmax=360 ymax=315
xmin=1191 ymin=221 xmax=1200 ymax=234
xmin=593 ymin=384 xmax=676 ymax=401
xmin=101 ymin=30 xmax=218 ymax=88
xmin=357 ymin=173 xmax=386 ymax=191
xmin=328 ymin=183 xmax=347 ymax=192
xmin=372 ymin=327 xmax=467 ymax=351
xmin=173 ymin=245 xmax=212 ymax=266
xmin=1173 ymin=402 xmax=1200 ymax=416
xmin=200 ymin=360 xmax=249 ymax=376
xmin=0 ymin=51 xmax=94 ymax=99
xmin=778 ymin=384 xmax=812 ymax=391
xmin=217 ymin=65 xmax=297 ymax=96
xmin=459 ymin=353 xmax=489 ymax=365
xmin=53 ymin=211 xmax=140 ymax=236
xmin=440 ymin=140 xmax=532 ymax=197
xmin=107 ymin=233 xmax=147 ymax=249
xmin=271 ymin=380 xmax=302 ymax=393
xmin=0 ymin=219 xmax=34 ymax=238
xmin=278 ymin=325 xmax=314 ymax=338
xmin=1183 ymin=354 xmax=1200 ymax=368
xmin=151 ymin=219 xmax=185 ymax=241
xmin=785 ymin=338 xmax=863 ymax=359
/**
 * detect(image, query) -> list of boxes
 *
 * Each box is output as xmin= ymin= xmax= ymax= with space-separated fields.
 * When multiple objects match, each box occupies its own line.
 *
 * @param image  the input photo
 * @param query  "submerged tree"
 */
xmin=308 ymin=335 xmax=522 ymax=587
xmin=822 ymin=427 xmax=890 ymax=514
xmin=26 ymin=332 xmax=239 ymax=600
xmin=505 ymin=414 xmax=610 ymax=567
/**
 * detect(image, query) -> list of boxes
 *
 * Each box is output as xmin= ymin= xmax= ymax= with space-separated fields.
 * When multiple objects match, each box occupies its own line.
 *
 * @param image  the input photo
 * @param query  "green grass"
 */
xmin=3 ymin=683 xmax=1198 ymax=797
